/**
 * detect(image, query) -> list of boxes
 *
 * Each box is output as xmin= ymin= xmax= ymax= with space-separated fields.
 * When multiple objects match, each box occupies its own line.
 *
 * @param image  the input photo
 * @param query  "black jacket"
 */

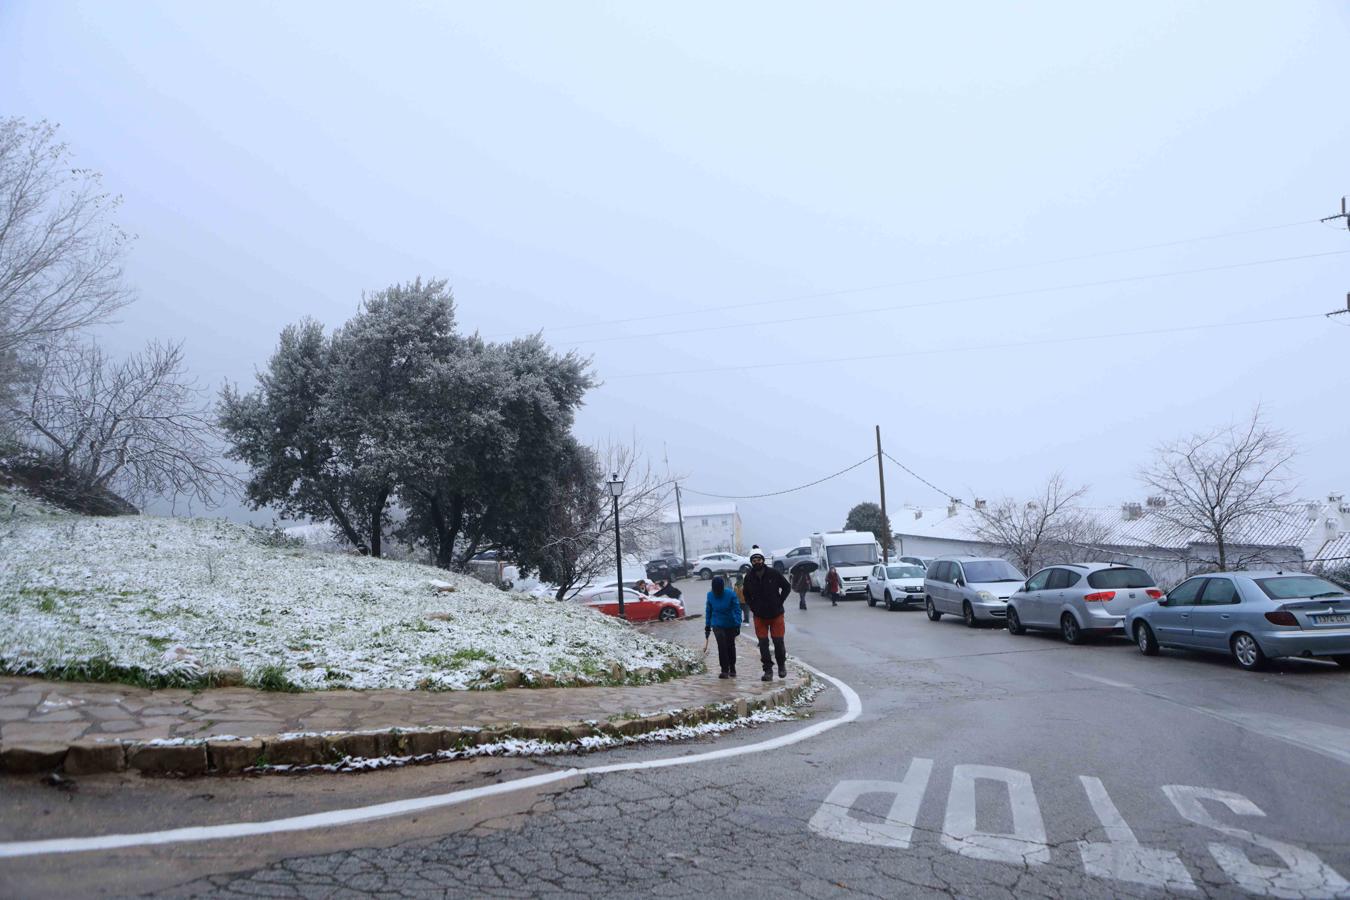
xmin=742 ymin=565 xmax=792 ymax=619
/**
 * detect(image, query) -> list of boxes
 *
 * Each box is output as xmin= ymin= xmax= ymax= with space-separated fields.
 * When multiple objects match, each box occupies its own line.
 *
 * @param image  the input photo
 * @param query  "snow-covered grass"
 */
xmin=0 ymin=487 xmax=701 ymax=691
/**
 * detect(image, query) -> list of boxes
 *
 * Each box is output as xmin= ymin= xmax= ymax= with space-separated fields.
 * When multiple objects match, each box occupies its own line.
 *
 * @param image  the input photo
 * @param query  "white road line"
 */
xmin=1076 ymin=775 xmax=1196 ymax=892
xmin=940 ymin=764 xmax=1051 ymax=866
xmin=1071 ymin=672 xmax=1134 ymax=689
xmin=0 ymin=660 xmax=861 ymax=860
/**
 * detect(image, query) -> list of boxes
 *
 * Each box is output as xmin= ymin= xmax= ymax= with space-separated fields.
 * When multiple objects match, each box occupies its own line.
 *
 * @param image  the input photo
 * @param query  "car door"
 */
xmin=1040 ymin=568 xmax=1071 ymax=624
xmin=926 ymin=561 xmax=947 ymax=607
xmin=1019 ymin=569 xmax=1053 ymax=626
xmin=941 ymin=562 xmax=964 ymax=613
xmin=1190 ymin=577 xmax=1240 ymax=649
xmin=585 ymin=589 xmax=621 ymax=618
xmin=1153 ymin=577 xmax=1203 ymax=645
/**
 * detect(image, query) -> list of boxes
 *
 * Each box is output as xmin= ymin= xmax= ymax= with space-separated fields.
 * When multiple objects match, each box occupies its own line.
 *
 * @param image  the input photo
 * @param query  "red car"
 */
xmin=582 ymin=587 xmax=685 ymax=622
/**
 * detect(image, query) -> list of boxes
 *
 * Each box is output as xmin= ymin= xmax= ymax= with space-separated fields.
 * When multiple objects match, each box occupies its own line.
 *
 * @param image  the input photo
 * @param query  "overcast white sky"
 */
xmin=3 ymin=1 xmax=1347 ymax=549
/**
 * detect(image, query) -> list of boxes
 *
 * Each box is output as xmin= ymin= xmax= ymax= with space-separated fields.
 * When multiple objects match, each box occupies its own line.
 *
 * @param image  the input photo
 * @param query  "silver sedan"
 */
xmin=1125 ymin=571 xmax=1350 ymax=671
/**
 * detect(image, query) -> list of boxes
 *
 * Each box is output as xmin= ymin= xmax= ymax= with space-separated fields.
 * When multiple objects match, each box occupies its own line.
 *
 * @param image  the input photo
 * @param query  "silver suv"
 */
xmin=1007 ymin=563 xmax=1162 ymax=644
xmin=924 ymin=556 xmax=1026 ymax=627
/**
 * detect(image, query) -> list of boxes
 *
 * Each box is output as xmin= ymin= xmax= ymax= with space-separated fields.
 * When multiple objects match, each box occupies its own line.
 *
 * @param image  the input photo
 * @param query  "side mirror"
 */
xmin=955 ymin=578 xmax=965 ymax=588
xmin=1157 ymin=597 xmax=1169 ymax=607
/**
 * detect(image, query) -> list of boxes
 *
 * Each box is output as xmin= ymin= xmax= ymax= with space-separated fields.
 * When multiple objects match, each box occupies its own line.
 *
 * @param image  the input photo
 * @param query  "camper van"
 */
xmin=811 ymin=530 xmax=881 ymax=598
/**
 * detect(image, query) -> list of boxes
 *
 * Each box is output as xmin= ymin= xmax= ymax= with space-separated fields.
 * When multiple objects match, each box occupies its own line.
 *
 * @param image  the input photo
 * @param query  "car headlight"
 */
xmin=977 ymin=591 xmax=997 ymax=602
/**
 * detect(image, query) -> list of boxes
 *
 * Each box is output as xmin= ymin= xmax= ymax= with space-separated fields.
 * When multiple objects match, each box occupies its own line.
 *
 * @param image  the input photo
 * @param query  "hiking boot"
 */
xmin=778 ymin=664 xmax=787 ymax=679
xmin=761 ymin=671 xmax=773 ymax=682
xmin=718 ymin=671 xmax=730 ymax=679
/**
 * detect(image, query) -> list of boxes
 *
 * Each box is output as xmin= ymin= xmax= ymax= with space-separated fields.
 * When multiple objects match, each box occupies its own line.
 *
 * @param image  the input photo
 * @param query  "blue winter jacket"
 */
xmin=705 ymin=588 xmax=743 ymax=630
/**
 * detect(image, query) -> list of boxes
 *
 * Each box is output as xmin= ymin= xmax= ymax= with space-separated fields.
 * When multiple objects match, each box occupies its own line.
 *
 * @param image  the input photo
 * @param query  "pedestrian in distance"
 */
xmin=792 ymin=566 xmax=811 ymax=610
xmin=742 ymin=549 xmax=793 ymax=681
xmin=734 ymin=572 xmax=751 ymax=628
xmin=826 ymin=565 xmax=842 ymax=606
xmin=704 ymin=575 xmax=742 ymax=678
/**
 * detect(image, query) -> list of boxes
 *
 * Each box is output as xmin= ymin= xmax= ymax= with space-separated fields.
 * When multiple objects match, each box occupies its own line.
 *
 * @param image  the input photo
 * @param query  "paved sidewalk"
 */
xmin=0 ymin=619 xmax=811 ymax=776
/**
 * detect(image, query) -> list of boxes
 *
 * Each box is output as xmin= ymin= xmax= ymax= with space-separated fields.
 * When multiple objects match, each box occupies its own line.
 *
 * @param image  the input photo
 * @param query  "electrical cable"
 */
xmin=567 ymin=249 xmax=1349 ymax=347
xmin=605 ymin=311 xmax=1327 ymax=380
xmin=491 ymin=218 xmax=1321 ymax=338
xmin=881 ymin=451 xmax=955 ymax=502
xmin=683 ymin=453 xmax=877 ymax=500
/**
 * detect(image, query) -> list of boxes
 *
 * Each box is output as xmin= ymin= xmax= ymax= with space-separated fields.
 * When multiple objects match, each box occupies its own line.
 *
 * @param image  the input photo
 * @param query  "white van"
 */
xmin=810 ymin=530 xmax=881 ymax=599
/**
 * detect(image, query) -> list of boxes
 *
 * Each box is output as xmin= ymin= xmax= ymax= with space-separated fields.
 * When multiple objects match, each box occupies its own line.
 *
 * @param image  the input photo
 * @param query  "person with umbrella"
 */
xmin=791 ymin=563 xmax=813 ymax=610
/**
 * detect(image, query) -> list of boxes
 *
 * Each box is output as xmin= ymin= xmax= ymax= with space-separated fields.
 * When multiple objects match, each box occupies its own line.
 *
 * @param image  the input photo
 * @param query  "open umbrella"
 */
xmin=789 ymin=560 xmax=819 ymax=575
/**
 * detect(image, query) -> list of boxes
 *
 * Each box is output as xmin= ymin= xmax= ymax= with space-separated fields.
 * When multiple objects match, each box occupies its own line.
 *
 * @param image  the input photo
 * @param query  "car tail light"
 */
xmin=1264 ymin=611 xmax=1298 ymax=627
xmin=1145 ymin=589 xmax=1163 ymax=599
xmin=1083 ymin=591 xmax=1116 ymax=602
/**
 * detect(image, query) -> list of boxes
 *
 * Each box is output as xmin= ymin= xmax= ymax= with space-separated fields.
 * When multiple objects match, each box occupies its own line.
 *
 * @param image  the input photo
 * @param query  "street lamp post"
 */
xmin=607 ymin=472 xmax=626 ymax=620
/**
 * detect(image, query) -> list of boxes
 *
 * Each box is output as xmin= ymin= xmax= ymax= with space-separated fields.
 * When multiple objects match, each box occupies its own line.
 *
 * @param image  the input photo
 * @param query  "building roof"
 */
xmin=660 ymin=503 xmax=738 ymax=524
xmin=1313 ymin=532 xmax=1350 ymax=572
xmin=895 ymin=499 xmax=1336 ymax=554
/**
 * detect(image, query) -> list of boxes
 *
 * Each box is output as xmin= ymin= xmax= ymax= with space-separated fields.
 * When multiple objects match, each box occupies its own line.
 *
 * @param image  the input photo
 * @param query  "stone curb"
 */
xmin=0 ymin=673 xmax=813 ymax=778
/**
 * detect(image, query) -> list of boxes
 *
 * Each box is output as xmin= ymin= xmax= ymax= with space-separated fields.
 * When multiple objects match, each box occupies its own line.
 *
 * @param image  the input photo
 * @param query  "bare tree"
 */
xmin=12 ymin=339 xmax=234 ymax=508
xmin=534 ymin=439 xmax=674 ymax=601
xmin=1139 ymin=408 xmax=1296 ymax=571
xmin=970 ymin=473 xmax=1100 ymax=573
xmin=0 ymin=119 xmax=133 ymax=364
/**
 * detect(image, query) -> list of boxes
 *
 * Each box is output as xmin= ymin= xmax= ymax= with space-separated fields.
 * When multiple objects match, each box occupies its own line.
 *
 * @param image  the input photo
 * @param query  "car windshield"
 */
xmin=886 ymin=565 xmax=925 ymax=578
xmin=1087 ymin=568 xmax=1155 ymax=589
xmin=962 ymin=560 xmax=1024 ymax=582
xmin=827 ymin=544 xmax=879 ymax=567
xmin=1255 ymin=576 xmax=1347 ymax=600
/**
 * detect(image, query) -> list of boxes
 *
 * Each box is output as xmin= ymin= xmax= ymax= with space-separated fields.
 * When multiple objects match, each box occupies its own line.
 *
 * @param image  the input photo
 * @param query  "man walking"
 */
xmin=741 ymin=549 xmax=792 ymax=681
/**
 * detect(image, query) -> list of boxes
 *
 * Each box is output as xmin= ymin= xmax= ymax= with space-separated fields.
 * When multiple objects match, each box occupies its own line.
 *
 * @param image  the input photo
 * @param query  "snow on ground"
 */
xmin=0 ymin=488 xmax=700 ymax=691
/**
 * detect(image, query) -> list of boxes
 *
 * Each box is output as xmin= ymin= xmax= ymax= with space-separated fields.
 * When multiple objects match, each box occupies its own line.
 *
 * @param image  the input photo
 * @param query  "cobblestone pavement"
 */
xmin=0 ymin=619 xmax=796 ymax=747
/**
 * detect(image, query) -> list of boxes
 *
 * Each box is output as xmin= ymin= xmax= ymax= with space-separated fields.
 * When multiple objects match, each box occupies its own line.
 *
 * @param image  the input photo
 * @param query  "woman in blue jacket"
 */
xmin=705 ymin=575 xmax=743 ymax=678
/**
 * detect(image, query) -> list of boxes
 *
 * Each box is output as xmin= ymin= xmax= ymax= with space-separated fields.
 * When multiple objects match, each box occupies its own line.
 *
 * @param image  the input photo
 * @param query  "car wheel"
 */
xmin=1334 ymin=655 xmax=1350 ymax=668
xmin=963 ymin=601 xmax=977 ymax=628
xmin=1231 ymin=632 xmax=1267 ymax=671
xmin=658 ymin=606 xmax=678 ymax=622
xmin=866 ymin=590 xmax=876 ymax=607
xmin=1061 ymin=613 xmax=1083 ymax=645
xmin=1134 ymin=621 xmax=1159 ymax=656
xmin=884 ymin=591 xmax=895 ymax=611
xmin=926 ymin=597 xmax=941 ymax=621
xmin=698 ymin=568 xmax=712 ymax=580
xmin=1007 ymin=606 xmax=1026 ymax=635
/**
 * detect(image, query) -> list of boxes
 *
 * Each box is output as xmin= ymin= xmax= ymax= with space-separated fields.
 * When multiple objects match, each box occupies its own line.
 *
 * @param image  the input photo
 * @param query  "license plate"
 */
xmin=1313 ymin=614 xmax=1350 ymax=625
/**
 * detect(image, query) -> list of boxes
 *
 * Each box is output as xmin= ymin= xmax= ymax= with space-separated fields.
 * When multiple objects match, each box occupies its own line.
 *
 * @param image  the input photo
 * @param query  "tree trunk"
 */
xmin=428 ymin=489 xmax=463 ymax=569
xmin=369 ymin=486 xmax=389 ymax=558
xmin=1216 ymin=532 xmax=1227 ymax=571
xmin=324 ymin=494 xmax=369 ymax=555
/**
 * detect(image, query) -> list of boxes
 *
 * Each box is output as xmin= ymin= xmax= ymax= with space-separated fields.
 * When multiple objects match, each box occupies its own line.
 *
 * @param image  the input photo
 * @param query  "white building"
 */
xmin=891 ymin=493 xmax=1350 ymax=587
xmin=659 ymin=503 xmax=743 ymax=558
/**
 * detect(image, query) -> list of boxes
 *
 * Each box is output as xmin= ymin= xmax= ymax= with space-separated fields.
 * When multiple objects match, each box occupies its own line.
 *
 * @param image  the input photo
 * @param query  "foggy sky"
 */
xmin=3 ymin=1 xmax=1347 ymax=550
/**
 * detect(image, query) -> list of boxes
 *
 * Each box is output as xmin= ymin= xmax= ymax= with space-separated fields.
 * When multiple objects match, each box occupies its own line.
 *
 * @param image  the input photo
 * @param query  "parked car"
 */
xmin=866 ymin=562 xmax=928 ymax=610
xmin=580 ymin=587 xmax=685 ymax=622
xmin=1125 ymin=571 xmax=1350 ymax=671
xmin=897 ymin=555 xmax=933 ymax=570
xmin=774 ymin=545 xmax=814 ymax=573
xmin=924 ymin=556 xmax=1026 ymax=627
xmin=691 ymin=552 xmax=752 ymax=579
xmin=644 ymin=555 xmax=689 ymax=581
xmin=574 ymin=578 xmax=645 ymax=602
xmin=1007 ymin=563 xmax=1162 ymax=643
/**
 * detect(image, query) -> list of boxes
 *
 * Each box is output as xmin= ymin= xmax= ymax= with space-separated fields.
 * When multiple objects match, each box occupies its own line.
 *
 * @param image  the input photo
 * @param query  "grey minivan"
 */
xmin=924 ymin=556 xmax=1026 ymax=627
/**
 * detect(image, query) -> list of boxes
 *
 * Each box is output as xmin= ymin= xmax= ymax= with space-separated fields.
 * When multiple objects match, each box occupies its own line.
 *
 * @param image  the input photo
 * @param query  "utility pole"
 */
xmin=875 ymin=426 xmax=890 ymax=563
xmin=674 ymin=482 xmax=690 ymax=567
xmin=1323 ymin=196 xmax=1349 ymax=320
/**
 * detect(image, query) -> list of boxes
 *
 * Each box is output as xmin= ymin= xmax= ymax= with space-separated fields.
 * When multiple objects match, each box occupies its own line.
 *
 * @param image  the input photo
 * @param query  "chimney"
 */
xmin=1025 ymin=500 xmax=1039 ymax=510
xmin=947 ymin=502 xmax=958 ymax=518
xmin=914 ymin=510 xmax=923 ymax=520
xmin=1146 ymin=496 xmax=1166 ymax=509
xmin=1306 ymin=501 xmax=1321 ymax=521
xmin=1121 ymin=502 xmax=1143 ymax=521
xmin=974 ymin=498 xmax=987 ymax=510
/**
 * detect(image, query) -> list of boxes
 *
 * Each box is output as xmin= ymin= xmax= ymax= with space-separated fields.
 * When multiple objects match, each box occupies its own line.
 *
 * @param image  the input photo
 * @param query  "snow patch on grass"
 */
xmin=0 ymin=488 xmax=700 ymax=691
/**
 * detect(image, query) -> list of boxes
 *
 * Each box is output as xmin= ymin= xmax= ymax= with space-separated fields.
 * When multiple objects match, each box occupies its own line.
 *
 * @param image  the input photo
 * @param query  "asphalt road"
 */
xmin=3 ymin=587 xmax=1349 ymax=899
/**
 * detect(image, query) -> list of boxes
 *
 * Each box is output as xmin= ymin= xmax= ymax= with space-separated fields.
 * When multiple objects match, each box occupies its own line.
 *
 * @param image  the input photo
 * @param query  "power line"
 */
xmin=683 ymin=453 xmax=877 ymax=500
xmin=605 ymin=311 xmax=1326 ymax=380
xmin=881 ymin=451 xmax=955 ymax=502
xmin=491 ymin=218 xmax=1321 ymax=339
xmin=567 ymin=249 xmax=1349 ymax=347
